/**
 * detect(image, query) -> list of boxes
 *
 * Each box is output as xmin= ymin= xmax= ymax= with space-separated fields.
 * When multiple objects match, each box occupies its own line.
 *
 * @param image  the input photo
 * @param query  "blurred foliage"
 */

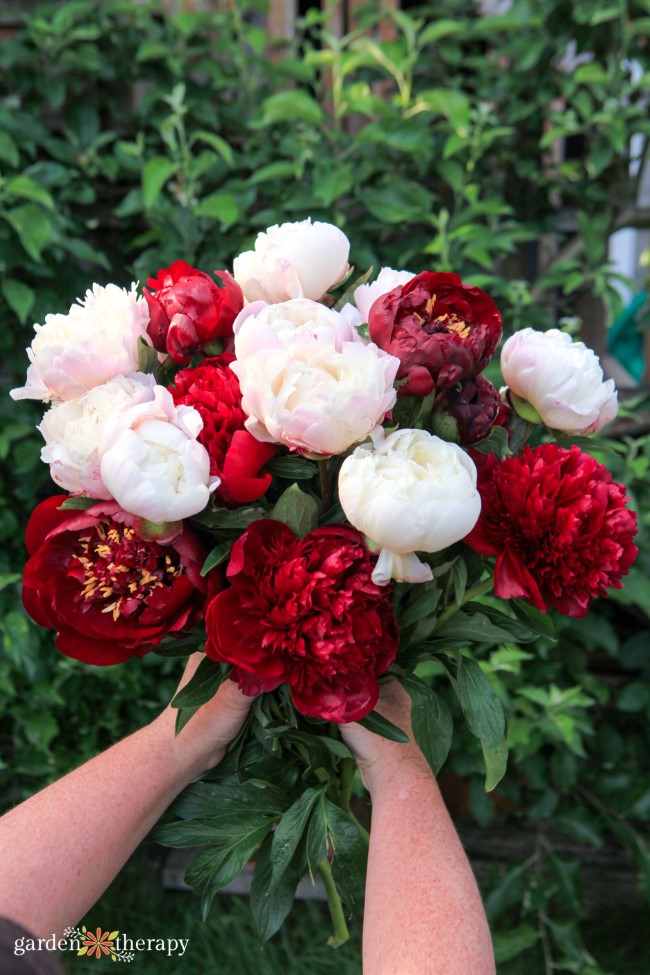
xmin=1 ymin=0 xmax=650 ymax=972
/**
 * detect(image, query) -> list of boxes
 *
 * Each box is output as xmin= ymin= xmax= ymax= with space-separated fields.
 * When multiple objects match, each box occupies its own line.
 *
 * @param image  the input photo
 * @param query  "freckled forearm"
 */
xmin=363 ymin=769 xmax=495 ymax=975
xmin=0 ymin=719 xmax=192 ymax=938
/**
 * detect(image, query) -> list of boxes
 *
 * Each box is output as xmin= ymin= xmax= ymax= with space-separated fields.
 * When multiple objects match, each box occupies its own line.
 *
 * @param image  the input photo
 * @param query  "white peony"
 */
xmin=338 ymin=428 xmax=481 ymax=585
xmin=230 ymin=339 xmax=399 ymax=457
xmin=232 ymin=219 xmax=350 ymax=304
xmin=233 ymin=297 xmax=362 ymax=360
xmin=353 ymin=266 xmax=416 ymax=322
xmin=99 ymin=385 xmax=218 ymax=523
xmin=10 ymin=283 xmax=151 ymax=403
xmin=38 ymin=373 xmax=157 ymax=498
xmin=500 ymin=328 xmax=618 ymax=434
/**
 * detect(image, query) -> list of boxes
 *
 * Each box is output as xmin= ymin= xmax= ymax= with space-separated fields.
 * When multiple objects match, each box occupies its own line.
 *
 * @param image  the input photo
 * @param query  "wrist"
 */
xmin=146 ymin=710 xmax=222 ymax=789
xmin=362 ymin=753 xmax=433 ymax=798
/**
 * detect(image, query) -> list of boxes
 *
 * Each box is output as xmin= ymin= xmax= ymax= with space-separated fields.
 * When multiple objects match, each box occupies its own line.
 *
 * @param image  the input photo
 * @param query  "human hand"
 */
xmin=341 ymin=680 xmax=431 ymax=795
xmin=153 ymin=653 xmax=254 ymax=783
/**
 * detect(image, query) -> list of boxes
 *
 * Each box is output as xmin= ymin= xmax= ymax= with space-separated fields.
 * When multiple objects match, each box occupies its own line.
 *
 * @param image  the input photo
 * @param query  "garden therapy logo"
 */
xmin=62 ymin=925 xmax=190 ymax=960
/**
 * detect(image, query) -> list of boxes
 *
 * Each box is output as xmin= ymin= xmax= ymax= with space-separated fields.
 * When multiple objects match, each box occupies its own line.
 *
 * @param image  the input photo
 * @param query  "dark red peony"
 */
xmin=465 ymin=444 xmax=638 ymax=617
xmin=368 ymin=271 xmax=502 ymax=396
xmin=431 ymin=373 xmax=502 ymax=446
xmin=169 ymin=356 xmax=277 ymax=505
xmin=22 ymin=495 xmax=218 ymax=664
xmin=205 ymin=519 xmax=399 ymax=722
xmin=144 ymin=261 xmax=244 ymax=364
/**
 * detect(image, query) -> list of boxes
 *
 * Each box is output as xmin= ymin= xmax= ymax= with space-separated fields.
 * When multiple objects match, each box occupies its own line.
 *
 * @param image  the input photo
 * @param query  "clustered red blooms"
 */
xmin=22 ymin=496 xmax=216 ymax=664
xmin=169 ymin=356 xmax=277 ymax=505
xmin=432 ymin=374 xmax=503 ymax=446
xmin=205 ymin=520 xmax=399 ymax=722
xmin=465 ymin=444 xmax=638 ymax=617
xmin=368 ymin=271 xmax=502 ymax=397
xmin=144 ymin=261 xmax=243 ymax=363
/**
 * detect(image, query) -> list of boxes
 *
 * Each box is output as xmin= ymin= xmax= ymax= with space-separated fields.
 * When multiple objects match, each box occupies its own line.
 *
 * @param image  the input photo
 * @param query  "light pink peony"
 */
xmin=230 ymin=339 xmax=399 ymax=457
xmin=10 ymin=283 xmax=151 ymax=402
xmin=38 ymin=373 xmax=157 ymax=498
xmin=233 ymin=298 xmax=362 ymax=360
xmin=354 ymin=267 xmax=416 ymax=323
xmin=99 ymin=385 xmax=219 ymax=523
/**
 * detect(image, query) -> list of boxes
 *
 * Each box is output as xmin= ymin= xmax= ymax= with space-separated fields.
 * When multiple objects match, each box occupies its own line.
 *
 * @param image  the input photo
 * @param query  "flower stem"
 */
xmin=435 ymin=577 xmax=494 ymax=629
xmin=318 ymin=858 xmax=350 ymax=948
xmin=319 ymin=460 xmax=331 ymax=514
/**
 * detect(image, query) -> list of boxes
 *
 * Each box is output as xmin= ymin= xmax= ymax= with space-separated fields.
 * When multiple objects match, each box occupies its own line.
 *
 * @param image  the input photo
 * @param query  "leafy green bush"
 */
xmin=1 ymin=1 xmax=649 ymax=972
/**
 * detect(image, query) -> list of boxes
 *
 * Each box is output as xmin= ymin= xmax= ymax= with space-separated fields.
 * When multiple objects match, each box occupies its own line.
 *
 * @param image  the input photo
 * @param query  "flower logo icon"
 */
xmin=80 ymin=927 xmax=118 ymax=959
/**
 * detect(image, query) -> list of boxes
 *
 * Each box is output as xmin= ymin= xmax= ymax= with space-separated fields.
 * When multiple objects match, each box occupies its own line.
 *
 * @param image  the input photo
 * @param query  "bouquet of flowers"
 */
xmin=11 ymin=218 xmax=638 ymax=944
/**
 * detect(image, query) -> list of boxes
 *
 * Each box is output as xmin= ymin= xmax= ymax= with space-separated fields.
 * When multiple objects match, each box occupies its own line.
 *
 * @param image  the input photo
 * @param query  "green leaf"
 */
xmin=1 ymin=278 xmax=35 ymax=324
xmin=190 ymin=130 xmax=234 ymax=167
xmin=493 ymin=924 xmax=539 ymax=964
xmin=137 ymin=337 xmax=163 ymax=379
xmin=306 ymin=797 xmax=329 ymax=880
xmin=250 ymin=834 xmax=299 ymax=941
xmin=58 ymin=496 xmax=102 ymax=510
xmin=270 ymin=484 xmax=320 ymax=538
xmin=436 ymin=610 xmax=514 ymax=646
xmin=471 ymin=424 xmax=510 ymax=460
xmin=481 ymin=737 xmax=508 ymax=791
xmin=261 ymin=91 xmax=323 ymax=126
xmin=184 ymin=820 xmax=272 ymax=917
xmin=174 ymin=780 xmax=287 ymax=821
xmin=5 ymin=204 xmax=55 ymax=261
xmin=194 ymin=192 xmax=239 ymax=230
xmin=154 ymin=629 xmax=205 ymax=657
xmin=249 ymin=161 xmax=298 ymax=185
xmin=455 ymin=657 xmax=506 ymax=748
xmin=398 ymin=583 xmax=441 ymax=629
xmin=263 ymin=455 xmax=318 ymax=480
xmin=270 ymin=787 xmax=322 ymax=889
xmin=0 ymin=131 xmax=19 ymax=167
xmin=201 ymin=541 xmax=231 ymax=576
xmin=175 ymin=706 xmax=200 ymax=734
xmin=6 ymin=175 xmax=55 ymax=210
xmin=191 ymin=505 xmax=266 ymax=531
xmin=358 ymin=710 xmax=409 ymax=744
xmin=511 ymin=599 xmax=556 ymax=638
xmin=171 ymin=657 xmax=226 ymax=710
xmin=324 ymin=800 xmax=367 ymax=909
xmin=157 ymin=813 xmax=274 ymax=847
xmin=399 ymin=673 xmax=453 ymax=775
xmin=364 ymin=182 xmax=433 ymax=224
xmin=419 ymin=19 xmax=464 ymax=44
xmin=141 ymin=156 xmax=176 ymax=209
xmin=334 ymin=265 xmax=373 ymax=313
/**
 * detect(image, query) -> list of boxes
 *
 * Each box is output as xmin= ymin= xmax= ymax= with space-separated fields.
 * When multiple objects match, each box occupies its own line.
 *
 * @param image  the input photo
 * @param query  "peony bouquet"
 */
xmin=11 ymin=219 xmax=638 ymax=943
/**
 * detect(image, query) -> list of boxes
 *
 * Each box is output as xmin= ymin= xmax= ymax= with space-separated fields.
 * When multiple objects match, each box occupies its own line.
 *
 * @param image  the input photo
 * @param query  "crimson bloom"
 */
xmin=205 ymin=520 xmax=399 ymax=722
xmin=144 ymin=261 xmax=243 ymax=364
xmin=169 ymin=356 xmax=277 ymax=505
xmin=22 ymin=496 xmax=217 ymax=664
xmin=368 ymin=271 xmax=502 ymax=396
xmin=465 ymin=444 xmax=638 ymax=617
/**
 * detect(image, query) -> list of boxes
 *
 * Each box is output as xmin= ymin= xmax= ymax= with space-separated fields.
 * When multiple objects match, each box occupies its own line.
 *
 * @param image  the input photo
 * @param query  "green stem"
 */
xmin=339 ymin=757 xmax=355 ymax=813
xmin=435 ymin=577 xmax=494 ymax=629
xmin=318 ymin=858 xmax=350 ymax=948
xmin=319 ymin=460 xmax=331 ymax=514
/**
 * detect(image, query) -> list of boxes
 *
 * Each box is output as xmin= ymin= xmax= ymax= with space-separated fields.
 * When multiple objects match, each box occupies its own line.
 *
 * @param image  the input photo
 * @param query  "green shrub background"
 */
xmin=1 ymin=1 xmax=649 ymax=972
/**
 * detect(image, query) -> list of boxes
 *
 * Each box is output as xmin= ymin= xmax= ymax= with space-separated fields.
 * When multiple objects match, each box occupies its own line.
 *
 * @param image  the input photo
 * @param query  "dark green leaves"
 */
xmin=270 ymin=787 xmax=322 ymax=889
xmin=454 ymin=657 xmax=508 ymax=790
xmin=250 ymin=835 xmax=300 ymax=941
xmin=171 ymin=656 xmax=227 ymax=710
xmin=270 ymin=484 xmax=320 ymax=538
xmin=358 ymin=710 xmax=410 ymax=743
xmin=263 ymin=456 xmax=318 ymax=480
xmin=398 ymin=673 xmax=453 ymax=775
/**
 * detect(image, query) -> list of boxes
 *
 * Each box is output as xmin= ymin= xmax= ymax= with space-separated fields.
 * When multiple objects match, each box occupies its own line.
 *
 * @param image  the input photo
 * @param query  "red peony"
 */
xmin=432 ymin=373 xmax=502 ymax=446
xmin=22 ymin=495 xmax=218 ymax=665
xmin=368 ymin=271 xmax=502 ymax=396
xmin=205 ymin=519 xmax=399 ymax=722
xmin=465 ymin=444 xmax=638 ymax=617
xmin=170 ymin=356 xmax=277 ymax=505
xmin=144 ymin=261 xmax=244 ymax=364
